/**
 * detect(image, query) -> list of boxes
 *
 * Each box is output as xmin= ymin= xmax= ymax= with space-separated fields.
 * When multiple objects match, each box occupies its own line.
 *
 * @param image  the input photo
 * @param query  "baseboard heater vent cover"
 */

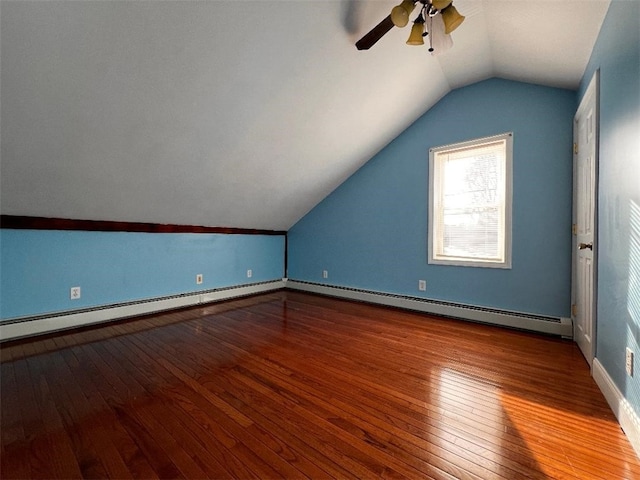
xmin=286 ymin=280 xmax=572 ymax=338
xmin=0 ymin=279 xmax=285 ymax=342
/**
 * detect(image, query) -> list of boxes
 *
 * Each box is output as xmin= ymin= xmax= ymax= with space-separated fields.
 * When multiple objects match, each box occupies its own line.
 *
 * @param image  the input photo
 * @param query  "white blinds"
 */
xmin=434 ymin=139 xmax=506 ymax=262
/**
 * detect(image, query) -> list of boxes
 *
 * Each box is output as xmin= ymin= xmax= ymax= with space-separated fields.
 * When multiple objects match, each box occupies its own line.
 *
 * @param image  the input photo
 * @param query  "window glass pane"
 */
xmin=443 ymin=207 xmax=500 ymax=258
xmin=429 ymin=133 xmax=512 ymax=268
xmin=439 ymin=141 xmax=503 ymax=260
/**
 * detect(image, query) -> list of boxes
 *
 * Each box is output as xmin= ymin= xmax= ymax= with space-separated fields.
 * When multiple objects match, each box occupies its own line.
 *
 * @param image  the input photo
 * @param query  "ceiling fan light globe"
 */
xmin=391 ymin=0 xmax=416 ymax=27
xmin=391 ymin=5 xmax=409 ymax=27
xmin=406 ymin=22 xmax=425 ymax=45
xmin=431 ymin=0 xmax=452 ymax=11
xmin=441 ymin=5 xmax=465 ymax=34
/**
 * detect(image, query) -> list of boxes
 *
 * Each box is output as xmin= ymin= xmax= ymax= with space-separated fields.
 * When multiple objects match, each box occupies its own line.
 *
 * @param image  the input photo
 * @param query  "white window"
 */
xmin=428 ymin=132 xmax=513 ymax=268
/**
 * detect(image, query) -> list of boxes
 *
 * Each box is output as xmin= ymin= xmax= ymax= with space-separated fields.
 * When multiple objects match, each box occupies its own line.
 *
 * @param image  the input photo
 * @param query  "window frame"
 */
xmin=428 ymin=132 xmax=513 ymax=269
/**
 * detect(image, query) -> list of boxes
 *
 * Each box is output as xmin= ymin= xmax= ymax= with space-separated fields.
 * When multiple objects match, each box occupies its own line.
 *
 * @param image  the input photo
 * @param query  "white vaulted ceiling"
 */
xmin=0 ymin=0 xmax=610 ymax=230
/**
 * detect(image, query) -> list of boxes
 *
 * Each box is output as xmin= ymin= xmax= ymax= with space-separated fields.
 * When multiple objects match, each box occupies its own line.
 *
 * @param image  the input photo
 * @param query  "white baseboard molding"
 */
xmin=0 ymin=279 xmax=286 ymax=342
xmin=592 ymin=358 xmax=640 ymax=458
xmin=286 ymin=280 xmax=572 ymax=337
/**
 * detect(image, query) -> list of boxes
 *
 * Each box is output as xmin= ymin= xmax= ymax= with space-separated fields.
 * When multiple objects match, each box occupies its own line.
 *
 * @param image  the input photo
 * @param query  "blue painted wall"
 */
xmin=288 ymin=78 xmax=576 ymax=317
xmin=579 ymin=1 xmax=640 ymax=411
xmin=0 ymin=230 xmax=285 ymax=319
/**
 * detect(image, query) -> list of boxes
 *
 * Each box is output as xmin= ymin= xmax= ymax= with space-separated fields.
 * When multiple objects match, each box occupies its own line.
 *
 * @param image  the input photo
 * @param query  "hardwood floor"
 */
xmin=1 ymin=290 xmax=639 ymax=479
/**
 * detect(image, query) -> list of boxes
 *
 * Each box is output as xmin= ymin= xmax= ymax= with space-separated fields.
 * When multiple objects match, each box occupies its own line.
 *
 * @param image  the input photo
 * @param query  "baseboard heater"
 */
xmin=0 ymin=279 xmax=286 ymax=342
xmin=286 ymin=280 xmax=573 ymax=338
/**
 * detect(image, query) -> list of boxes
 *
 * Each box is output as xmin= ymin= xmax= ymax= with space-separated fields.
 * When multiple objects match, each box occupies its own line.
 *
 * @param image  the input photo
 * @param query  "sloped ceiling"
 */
xmin=0 ymin=0 xmax=610 ymax=231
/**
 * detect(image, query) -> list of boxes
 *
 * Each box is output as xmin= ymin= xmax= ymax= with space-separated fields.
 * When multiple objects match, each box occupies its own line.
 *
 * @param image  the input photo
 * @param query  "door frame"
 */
xmin=571 ymin=69 xmax=600 ymax=366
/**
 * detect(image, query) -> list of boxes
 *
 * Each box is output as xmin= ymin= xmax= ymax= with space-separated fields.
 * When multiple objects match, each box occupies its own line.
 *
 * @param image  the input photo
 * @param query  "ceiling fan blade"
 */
xmin=355 ymin=15 xmax=395 ymax=50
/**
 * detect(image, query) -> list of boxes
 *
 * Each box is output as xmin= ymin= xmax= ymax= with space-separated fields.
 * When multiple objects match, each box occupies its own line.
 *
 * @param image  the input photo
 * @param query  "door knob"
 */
xmin=579 ymin=242 xmax=593 ymax=250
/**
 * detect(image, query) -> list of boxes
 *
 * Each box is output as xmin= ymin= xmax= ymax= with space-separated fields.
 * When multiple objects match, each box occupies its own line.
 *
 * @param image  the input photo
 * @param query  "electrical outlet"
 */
xmin=70 ymin=286 xmax=81 ymax=300
xmin=626 ymin=348 xmax=634 ymax=376
xmin=322 ymin=270 xmax=328 ymax=279
xmin=418 ymin=280 xmax=427 ymax=291
xmin=247 ymin=269 xmax=252 ymax=278
xmin=196 ymin=274 xmax=203 ymax=285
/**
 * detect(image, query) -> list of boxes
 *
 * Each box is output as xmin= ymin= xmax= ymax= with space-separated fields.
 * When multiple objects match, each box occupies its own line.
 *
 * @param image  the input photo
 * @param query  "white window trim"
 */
xmin=428 ymin=132 xmax=513 ymax=269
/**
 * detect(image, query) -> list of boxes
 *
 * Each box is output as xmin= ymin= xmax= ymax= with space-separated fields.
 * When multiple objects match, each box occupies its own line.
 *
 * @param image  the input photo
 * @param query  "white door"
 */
xmin=572 ymin=71 xmax=598 ymax=366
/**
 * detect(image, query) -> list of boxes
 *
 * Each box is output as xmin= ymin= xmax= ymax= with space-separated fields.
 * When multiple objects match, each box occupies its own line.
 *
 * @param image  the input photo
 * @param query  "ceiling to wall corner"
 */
xmin=0 ymin=0 xmax=610 ymax=230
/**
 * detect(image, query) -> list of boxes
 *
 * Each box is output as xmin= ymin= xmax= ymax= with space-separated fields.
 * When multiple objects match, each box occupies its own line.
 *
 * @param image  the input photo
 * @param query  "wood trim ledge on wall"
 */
xmin=0 ymin=215 xmax=286 ymax=236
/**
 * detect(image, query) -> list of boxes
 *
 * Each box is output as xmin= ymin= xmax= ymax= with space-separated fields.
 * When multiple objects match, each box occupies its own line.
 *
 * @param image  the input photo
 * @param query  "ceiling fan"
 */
xmin=355 ymin=0 xmax=465 ymax=52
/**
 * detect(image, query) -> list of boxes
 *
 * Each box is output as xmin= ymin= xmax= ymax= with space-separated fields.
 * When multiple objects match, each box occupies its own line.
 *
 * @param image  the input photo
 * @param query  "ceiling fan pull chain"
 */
xmin=428 ymin=16 xmax=435 ymax=52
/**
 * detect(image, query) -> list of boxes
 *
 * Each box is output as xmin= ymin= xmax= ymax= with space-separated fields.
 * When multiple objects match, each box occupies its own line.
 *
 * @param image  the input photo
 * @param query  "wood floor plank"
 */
xmin=23 ymin=353 xmax=84 ymax=479
xmin=44 ymin=349 xmax=124 ymax=479
xmin=130 ymin=318 xmax=392 ymax=479
xmin=74 ymin=343 xmax=162 ymax=479
xmin=95 ymin=337 xmax=203 ymax=479
xmin=2 ymin=290 xmax=640 ymax=479
xmin=57 ymin=346 xmax=140 ymax=480
xmin=1 ymin=360 xmax=32 ymax=479
xmin=137 ymin=323 xmax=364 ymax=479
xmin=110 ymin=334 xmax=284 ymax=480
xmin=239 ymin=354 xmax=544 ymax=479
